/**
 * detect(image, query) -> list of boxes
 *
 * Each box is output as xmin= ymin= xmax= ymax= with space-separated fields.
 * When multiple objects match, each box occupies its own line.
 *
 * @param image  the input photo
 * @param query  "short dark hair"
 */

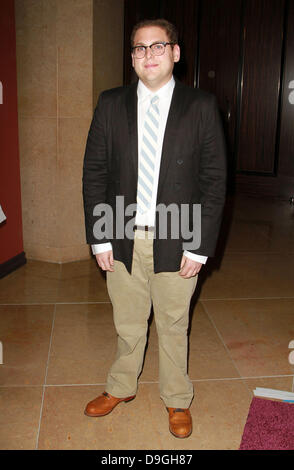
xmin=131 ymin=18 xmax=178 ymax=47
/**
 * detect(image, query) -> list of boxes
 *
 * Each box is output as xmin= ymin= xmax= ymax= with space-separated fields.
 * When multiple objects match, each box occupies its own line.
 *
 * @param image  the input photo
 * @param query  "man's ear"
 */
xmin=173 ymin=44 xmax=180 ymax=63
xmin=131 ymin=53 xmax=135 ymax=68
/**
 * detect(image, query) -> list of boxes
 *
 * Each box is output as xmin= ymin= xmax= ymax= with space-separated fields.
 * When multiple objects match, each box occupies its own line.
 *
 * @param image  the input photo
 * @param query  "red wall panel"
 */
xmin=0 ymin=0 xmax=24 ymax=266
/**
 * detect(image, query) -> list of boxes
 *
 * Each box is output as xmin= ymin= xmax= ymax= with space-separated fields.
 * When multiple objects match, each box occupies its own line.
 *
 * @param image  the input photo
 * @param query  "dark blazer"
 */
xmin=83 ymin=78 xmax=227 ymax=274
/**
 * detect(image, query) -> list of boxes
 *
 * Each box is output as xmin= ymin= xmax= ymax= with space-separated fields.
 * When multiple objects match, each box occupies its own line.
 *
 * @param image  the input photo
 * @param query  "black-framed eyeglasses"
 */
xmin=132 ymin=42 xmax=175 ymax=59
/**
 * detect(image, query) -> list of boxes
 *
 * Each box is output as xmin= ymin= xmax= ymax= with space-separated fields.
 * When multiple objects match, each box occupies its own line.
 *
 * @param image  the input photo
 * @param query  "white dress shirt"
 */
xmin=92 ymin=77 xmax=207 ymax=265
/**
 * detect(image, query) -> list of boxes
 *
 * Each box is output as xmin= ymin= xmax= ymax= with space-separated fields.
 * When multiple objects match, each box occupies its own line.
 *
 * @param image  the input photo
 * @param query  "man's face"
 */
xmin=131 ymin=26 xmax=180 ymax=91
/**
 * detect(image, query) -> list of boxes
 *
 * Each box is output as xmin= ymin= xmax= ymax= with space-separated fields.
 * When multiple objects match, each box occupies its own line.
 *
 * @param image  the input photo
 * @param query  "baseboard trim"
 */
xmin=0 ymin=252 xmax=27 ymax=278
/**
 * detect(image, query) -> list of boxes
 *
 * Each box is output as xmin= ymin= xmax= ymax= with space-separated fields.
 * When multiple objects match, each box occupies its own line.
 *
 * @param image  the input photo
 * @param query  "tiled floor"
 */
xmin=0 ymin=194 xmax=294 ymax=449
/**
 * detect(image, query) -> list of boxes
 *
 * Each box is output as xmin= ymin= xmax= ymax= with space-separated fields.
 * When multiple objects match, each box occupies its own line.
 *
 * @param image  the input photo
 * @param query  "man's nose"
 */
xmin=145 ymin=46 xmax=153 ymax=59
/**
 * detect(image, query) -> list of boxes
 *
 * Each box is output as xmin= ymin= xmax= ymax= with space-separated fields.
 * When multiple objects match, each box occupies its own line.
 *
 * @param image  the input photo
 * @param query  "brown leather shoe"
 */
xmin=167 ymin=407 xmax=192 ymax=438
xmin=84 ymin=392 xmax=135 ymax=417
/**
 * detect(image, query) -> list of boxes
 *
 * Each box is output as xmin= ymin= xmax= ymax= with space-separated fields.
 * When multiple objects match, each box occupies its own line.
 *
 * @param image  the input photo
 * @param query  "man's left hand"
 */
xmin=179 ymin=256 xmax=202 ymax=279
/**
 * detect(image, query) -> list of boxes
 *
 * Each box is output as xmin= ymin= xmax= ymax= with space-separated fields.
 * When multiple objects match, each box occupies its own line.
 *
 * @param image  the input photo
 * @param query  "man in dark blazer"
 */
xmin=83 ymin=19 xmax=226 ymax=438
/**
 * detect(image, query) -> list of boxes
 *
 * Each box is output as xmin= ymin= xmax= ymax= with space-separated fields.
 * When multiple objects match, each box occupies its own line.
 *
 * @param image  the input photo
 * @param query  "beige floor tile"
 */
xmin=190 ymin=379 xmax=252 ymax=450
xmin=47 ymin=303 xmax=160 ymax=385
xmin=199 ymin=253 xmax=294 ymax=299
xmin=224 ymin=219 xmax=276 ymax=253
xmin=232 ymin=195 xmax=293 ymax=223
xmin=188 ymin=303 xmax=239 ymax=379
xmin=46 ymin=303 xmax=116 ymax=385
xmin=0 ymin=305 xmax=54 ymax=386
xmin=52 ymin=299 xmax=240 ymax=386
xmin=223 ymin=195 xmax=294 ymax=255
xmin=216 ymin=195 xmax=294 ymax=262
xmin=0 ymin=260 xmax=61 ymax=304
xmin=38 ymin=384 xmax=158 ymax=450
xmin=0 ymin=386 xmax=43 ymax=449
xmin=202 ymin=299 xmax=294 ymax=377
xmin=260 ymin=224 xmax=294 ymax=254
xmin=139 ymin=301 xmax=240 ymax=383
xmin=37 ymin=380 xmax=251 ymax=450
xmin=57 ymin=259 xmax=110 ymax=302
xmin=243 ymin=376 xmax=294 ymax=396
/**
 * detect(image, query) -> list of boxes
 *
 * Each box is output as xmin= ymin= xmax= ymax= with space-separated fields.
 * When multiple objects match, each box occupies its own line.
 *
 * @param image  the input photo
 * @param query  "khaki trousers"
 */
xmin=105 ymin=230 xmax=197 ymax=408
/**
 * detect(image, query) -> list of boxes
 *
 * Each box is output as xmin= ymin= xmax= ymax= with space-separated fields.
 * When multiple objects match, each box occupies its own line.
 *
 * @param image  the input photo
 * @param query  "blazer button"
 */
xmin=177 ymin=159 xmax=183 ymax=165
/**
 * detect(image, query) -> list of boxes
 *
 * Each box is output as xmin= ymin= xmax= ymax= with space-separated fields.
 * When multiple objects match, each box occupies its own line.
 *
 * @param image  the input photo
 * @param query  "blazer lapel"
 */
xmin=157 ymin=79 xmax=184 ymax=202
xmin=125 ymin=81 xmax=139 ymax=178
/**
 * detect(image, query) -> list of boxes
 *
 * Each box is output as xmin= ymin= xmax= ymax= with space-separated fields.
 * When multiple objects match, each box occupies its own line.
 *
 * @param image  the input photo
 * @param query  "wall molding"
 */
xmin=0 ymin=252 xmax=26 ymax=278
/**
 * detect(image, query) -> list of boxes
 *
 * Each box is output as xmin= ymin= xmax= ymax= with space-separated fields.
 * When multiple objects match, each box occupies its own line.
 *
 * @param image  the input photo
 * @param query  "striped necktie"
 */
xmin=137 ymin=95 xmax=160 ymax=214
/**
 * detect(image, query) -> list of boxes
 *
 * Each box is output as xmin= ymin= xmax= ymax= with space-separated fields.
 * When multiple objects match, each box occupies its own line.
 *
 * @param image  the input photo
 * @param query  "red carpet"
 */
xmin=239 ymin=397 xmax=294 ymax=450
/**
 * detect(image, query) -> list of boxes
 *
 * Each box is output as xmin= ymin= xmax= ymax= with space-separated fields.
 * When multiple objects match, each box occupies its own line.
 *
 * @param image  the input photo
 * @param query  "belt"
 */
xmin=134 ymin=225 xmax=155 ymax=232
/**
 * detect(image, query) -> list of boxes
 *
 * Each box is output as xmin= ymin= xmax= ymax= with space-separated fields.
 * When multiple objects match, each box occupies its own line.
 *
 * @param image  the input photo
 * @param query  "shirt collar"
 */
xmin=137 ymin=76 xmax=175 ymax=103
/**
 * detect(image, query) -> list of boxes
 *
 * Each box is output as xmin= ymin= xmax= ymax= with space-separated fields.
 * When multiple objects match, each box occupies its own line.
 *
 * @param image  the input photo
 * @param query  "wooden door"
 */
xmin=278 ymin=0 xmax=294 ymax=198
xmin=159 ymin=0 xmax=199 ymax=87
xmin=198 ymin=0 xmax=242 ymax=189
xmin=237 ymin=0 xmax=285 ymax=175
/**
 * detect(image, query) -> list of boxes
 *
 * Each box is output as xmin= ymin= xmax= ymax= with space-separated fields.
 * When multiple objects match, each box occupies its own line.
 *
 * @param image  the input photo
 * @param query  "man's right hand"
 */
xmin=95 ymin=250 xmax=114 ymax=272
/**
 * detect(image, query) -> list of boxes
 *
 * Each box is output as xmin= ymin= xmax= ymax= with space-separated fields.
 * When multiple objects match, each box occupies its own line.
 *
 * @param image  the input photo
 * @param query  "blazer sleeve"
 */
xmin=82 ymin=92 xmax=110 ymax=245
xmin=194 ymin=95 xmax=227 ymax=257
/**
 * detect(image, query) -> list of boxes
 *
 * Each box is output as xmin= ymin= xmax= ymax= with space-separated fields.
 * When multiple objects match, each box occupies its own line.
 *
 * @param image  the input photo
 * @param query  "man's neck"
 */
xmin=138 ymin=76 xmax=175 ymax=96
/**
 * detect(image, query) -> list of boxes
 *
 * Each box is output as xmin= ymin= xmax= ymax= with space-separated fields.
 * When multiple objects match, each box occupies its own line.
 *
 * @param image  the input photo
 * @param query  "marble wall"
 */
xmin=15 ymin=0 xmax=124 ymax=262
xmin=93 ymin=0 xmax=124 ymax=108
